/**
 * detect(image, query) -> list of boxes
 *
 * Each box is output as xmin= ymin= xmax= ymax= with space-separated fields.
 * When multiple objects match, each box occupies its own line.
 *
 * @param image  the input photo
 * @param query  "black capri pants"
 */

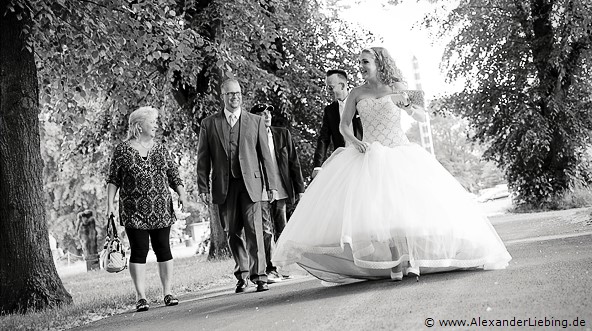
xmin=125 ymin=226 xmax=172 ymax=263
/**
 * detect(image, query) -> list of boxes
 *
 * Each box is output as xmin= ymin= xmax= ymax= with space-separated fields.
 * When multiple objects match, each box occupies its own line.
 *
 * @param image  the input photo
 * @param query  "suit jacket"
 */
xmin=313 ymin=101 xmax=363 ymax=167
xmin=268 ymin=127 xmax=305 ymax=204
xmin=197 ymin=110 xmax=277 ymax=205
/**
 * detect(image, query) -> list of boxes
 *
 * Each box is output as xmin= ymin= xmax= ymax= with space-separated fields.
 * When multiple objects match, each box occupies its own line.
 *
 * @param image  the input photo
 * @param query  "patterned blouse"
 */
xmin=107 ymin=141 xmax=184 ymax=230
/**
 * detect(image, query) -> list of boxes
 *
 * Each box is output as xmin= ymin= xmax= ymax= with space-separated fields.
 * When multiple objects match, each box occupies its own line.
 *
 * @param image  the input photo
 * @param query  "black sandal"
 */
xmin=164 ymin=294 xmax=178 ymax=306
xmin=136 ymin=298 xmax=149 ymax=312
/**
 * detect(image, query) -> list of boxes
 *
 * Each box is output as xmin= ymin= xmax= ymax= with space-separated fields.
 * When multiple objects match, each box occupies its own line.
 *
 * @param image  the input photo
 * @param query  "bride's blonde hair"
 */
xmin=362 ymin=47 xmax=405 ymax=87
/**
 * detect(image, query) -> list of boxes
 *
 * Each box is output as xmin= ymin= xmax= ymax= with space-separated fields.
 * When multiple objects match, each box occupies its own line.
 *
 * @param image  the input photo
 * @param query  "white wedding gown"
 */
xmin=271 ymin=95 xmax=512 ymax=282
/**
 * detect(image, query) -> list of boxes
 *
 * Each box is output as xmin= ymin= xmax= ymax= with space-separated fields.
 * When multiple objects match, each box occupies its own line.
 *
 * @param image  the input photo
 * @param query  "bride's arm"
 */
xmin=391 ymin=86 xmax=427 ymax=122
xmin=403 ymin=103 xmax=427 ymax=122
xmin=406 ymin=90 xmax=427 ymax=122
xmin=340 ymin=88 xmax=368 ymax=153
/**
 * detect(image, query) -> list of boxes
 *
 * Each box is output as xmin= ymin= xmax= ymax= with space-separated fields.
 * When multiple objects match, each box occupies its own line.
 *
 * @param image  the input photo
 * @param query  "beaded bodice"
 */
xmin=357 ymin=95 xmax=410 ymax=148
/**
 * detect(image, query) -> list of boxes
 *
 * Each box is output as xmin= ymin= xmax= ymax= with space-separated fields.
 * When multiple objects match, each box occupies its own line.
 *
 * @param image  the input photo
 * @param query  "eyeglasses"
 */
xmin=223 ymin=92 xmax=242 ymax=97
xmin=325 ymin=83 xmax=343 ymax=92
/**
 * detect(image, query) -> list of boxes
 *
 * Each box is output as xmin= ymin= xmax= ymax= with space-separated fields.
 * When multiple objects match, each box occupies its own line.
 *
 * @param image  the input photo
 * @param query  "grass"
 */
xmin=511 ymin=184 xmax=592 ymax=213
xmin=0 ymin=254 xmax=235 ymax=331
xmin=552 ymin=184 xmax=592 ymax=210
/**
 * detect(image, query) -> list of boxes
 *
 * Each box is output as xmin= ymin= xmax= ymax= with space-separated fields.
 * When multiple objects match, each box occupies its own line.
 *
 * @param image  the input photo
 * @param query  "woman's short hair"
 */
xmin=362 ymin=47 xmax=405 ymax=86
xmin=126 ymin=106 xmax=159 ymax=140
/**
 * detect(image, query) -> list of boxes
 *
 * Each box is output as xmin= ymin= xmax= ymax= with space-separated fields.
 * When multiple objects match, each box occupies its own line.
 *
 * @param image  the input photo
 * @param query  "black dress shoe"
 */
xmin=256 ymin=281 xmax=269 ymax=292
xmin=136 ymin=299 xmax=149 ymax=312
xmin=235 ymin=279 xmax=249 ymax=293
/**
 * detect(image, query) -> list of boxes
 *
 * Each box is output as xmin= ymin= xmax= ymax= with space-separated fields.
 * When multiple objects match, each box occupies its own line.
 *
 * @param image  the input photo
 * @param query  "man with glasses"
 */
xmin=312 ymin=69 xmax=363 ymax=179
xmin=197 ymin=78 xmax=279 ymax=293
xmin=250 ymin=103 xmax=305 ymax=282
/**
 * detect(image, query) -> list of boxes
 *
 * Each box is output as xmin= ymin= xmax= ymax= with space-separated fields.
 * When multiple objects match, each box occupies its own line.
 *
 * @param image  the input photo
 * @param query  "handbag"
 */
xmin=99 ymin=214 xmax=127 ymax=273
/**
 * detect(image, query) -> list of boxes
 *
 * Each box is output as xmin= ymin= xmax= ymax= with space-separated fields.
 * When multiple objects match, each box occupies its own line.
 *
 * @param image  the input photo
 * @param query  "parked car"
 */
xmin=477 ymin=184 xmax=510 ymax=203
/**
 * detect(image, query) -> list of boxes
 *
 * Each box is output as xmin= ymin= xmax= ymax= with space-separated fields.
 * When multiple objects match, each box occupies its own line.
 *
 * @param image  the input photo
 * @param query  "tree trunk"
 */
xmin=207 ymin=203 xmax=231 ymax=260
xmin=0 ymin=3 xmax=73 ymax=313
xmin=528 ymin=0 xmax=574 ymax=202
xmin=169 ymin=2 xmax=231 ymax=259
xmin=204 ymin=9 xmax=231 ymax=261
xmin=77 ymin=210 xmax=100 ymax=271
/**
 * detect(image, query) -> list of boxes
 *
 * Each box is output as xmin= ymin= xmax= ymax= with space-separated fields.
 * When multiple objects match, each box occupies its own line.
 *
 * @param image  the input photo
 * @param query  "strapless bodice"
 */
xmin=356 ymin=95 xmax=410 ymax=148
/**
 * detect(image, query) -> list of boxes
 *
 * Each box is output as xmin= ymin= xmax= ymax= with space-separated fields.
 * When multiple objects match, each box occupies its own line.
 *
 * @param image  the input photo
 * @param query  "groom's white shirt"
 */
xmin=224 ymin=107 xmax=241 ymax=126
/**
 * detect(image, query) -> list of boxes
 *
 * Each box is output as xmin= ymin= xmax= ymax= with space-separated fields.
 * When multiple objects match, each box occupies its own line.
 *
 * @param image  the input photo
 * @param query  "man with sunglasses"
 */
xmin=250 ymin=103 xmax=305 ymax=282
xmin=312 ymin=69 xmax=363 ymax=179
xmin=197 ymin=78 xmax=279 ymax=293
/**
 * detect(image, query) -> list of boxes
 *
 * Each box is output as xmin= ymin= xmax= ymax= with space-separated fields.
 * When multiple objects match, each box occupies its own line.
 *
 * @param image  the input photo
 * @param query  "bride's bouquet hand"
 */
xmin=392 ymin=92 xmax=409 ymax=106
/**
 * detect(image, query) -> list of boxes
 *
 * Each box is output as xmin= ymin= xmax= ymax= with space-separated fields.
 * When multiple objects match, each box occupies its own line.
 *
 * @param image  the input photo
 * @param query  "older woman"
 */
xmin=107 ymin=106 xmax=187 ymax=312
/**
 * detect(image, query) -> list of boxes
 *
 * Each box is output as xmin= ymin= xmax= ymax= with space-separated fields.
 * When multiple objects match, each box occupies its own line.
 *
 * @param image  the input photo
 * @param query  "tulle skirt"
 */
xmin=271 ymin=142 xmax=511 ymax=283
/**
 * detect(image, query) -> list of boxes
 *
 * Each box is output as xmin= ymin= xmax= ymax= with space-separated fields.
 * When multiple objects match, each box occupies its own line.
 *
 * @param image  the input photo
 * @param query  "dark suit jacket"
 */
xmin=269 ymin=127 xmax=305 ymax=204
xmin=197 ymin=110 xmax=277 ymax=205
xmin=313 ymin=101 xmax=363 ymax=167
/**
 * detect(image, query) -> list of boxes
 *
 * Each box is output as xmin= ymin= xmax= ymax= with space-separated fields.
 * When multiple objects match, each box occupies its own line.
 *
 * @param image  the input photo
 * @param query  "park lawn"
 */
xmin=0 ymin=254 xmax=235 ymax=331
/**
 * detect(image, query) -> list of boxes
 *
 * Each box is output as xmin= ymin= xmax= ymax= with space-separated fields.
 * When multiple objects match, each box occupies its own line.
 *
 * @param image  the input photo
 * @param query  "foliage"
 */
xmin=40 ymin=100 xmax=111 ymax=252
xmin=406 ymin=111 xmax=505 ymax=193
xmin=170 ymin=0 xmax=377 ymax=178
xmin=511 ymin=182 xmax=592 ymax=212
xmin=26 ymin=0 xmax=204 ymax=250
xmin=421 ymin=0 xmax=592 ymax=208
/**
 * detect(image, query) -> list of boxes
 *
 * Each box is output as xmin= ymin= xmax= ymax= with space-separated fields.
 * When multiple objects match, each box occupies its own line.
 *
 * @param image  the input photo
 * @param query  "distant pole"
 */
xmin=412 ymin=56 xmax=435 ymax=156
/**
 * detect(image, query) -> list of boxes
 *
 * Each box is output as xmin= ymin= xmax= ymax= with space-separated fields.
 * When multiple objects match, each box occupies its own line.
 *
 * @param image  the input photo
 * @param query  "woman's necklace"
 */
xmin=137 ymin=139 xmax=153 ymax=150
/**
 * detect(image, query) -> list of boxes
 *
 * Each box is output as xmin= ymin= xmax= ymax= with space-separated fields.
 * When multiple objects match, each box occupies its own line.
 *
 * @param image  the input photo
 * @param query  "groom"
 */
xmin=197 ymin=78 xmax=278 ymax=293
xmin=312 ymin=69 xmax=363 ymax=179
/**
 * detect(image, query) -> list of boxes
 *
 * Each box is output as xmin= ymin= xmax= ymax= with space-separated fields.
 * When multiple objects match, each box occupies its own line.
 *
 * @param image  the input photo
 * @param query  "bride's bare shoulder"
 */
xmin=352 ymin=84 xmax=373 ymax=100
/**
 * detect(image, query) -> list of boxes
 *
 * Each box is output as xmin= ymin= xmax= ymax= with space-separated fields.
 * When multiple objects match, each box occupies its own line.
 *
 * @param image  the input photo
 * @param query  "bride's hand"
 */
xmin=352 ymin=140 xmax=369 ymax=153
xmin=393 ymin=92 xmax=409 ymax=106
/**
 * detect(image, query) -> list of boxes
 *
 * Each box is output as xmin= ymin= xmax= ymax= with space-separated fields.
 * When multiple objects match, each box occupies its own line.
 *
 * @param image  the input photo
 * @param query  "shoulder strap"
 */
xmin=109 ymin=214 xmax=119 ymax=239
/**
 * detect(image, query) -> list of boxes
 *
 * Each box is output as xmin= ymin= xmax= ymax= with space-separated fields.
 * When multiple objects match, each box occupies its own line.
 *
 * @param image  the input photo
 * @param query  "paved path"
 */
xmin=75 ymin=209 xmax=592 ymax=331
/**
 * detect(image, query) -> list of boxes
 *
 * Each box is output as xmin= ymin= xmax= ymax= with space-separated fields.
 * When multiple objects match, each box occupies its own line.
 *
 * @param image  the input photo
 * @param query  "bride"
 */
xmin=271 ymin=47 xmax=511 ymax=283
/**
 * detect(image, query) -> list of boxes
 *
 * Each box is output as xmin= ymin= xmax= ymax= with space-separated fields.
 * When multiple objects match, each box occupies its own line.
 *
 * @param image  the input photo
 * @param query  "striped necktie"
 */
xmin=229 ymin=114 xmax=237 ymax=127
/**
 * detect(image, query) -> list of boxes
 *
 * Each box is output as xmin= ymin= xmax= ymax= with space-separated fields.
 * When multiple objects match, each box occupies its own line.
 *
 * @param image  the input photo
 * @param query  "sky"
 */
xmin=337 ymin=1 xmax=456 ymax=100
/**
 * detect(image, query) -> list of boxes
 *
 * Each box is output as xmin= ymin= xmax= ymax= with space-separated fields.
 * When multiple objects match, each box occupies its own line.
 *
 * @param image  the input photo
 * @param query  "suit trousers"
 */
xmin=261 ymin=199 xmax=287 ymax=273
xmin=219 ymin=177 xmax=267 ymax=282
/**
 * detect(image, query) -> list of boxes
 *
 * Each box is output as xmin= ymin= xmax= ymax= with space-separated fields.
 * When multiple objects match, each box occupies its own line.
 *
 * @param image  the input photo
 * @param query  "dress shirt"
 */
xmin=338 ymin=96 xmax=352 ymax=146
xmin=224 ymin=108 xmax=241 ymax=127
xmin=338 ymin=97 xmax=347 ymax=119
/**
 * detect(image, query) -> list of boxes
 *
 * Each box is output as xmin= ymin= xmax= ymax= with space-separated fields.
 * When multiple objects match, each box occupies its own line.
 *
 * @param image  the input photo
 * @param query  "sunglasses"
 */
xmin=253 ymin=104 xmax=275 ymax=113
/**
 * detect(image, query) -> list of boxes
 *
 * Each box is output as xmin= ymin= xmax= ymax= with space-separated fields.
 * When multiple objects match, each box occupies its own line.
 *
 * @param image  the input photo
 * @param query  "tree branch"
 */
xmin=561 ymin=38 xmax=590 ymax=92
xmin=72 ymin=0 xmax=125 ymax=13
xmin=514 ymin=0 xmax=534 ymax=41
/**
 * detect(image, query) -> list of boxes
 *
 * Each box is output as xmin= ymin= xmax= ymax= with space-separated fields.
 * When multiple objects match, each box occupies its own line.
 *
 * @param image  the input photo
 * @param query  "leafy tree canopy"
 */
xmin=12 ymin=0 xmax=376 ymax=250
xmin=422 ymin=0 xmax=592 ymax=208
